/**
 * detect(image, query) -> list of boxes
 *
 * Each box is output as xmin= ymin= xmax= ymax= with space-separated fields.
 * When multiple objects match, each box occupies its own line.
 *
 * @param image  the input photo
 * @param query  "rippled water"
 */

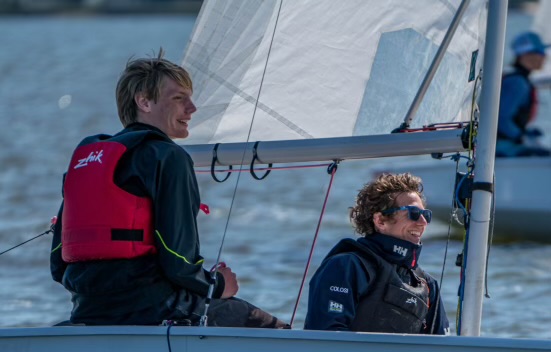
xmin=0 ymin=11 xmax=549 ymax=339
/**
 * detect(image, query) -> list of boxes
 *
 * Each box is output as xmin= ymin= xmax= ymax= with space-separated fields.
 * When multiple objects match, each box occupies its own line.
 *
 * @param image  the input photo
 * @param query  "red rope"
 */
xmin=289 ymin=163 xmax=338 ymax=327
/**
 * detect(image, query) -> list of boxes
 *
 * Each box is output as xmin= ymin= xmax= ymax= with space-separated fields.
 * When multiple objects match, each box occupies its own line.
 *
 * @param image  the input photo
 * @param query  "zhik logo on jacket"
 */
xmin=74 ymin=150 xmax=104 ymax=169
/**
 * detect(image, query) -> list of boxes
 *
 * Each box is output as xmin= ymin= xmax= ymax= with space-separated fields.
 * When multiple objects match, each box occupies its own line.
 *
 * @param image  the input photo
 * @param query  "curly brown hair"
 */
xmin=115 ymin=47 xmax=193 ymax=127
xmin=349 ymin=173 xmax=426 ymax=236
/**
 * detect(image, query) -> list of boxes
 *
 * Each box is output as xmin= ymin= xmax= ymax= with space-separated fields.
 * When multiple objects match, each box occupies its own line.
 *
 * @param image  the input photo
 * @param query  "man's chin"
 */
xmin=171 ymin=131 xmax=189 ymax=140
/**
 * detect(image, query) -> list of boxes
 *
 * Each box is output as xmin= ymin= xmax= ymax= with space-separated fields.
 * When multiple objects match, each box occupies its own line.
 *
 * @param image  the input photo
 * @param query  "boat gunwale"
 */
xmin=1 ymin=326 xmax=550 ymax=349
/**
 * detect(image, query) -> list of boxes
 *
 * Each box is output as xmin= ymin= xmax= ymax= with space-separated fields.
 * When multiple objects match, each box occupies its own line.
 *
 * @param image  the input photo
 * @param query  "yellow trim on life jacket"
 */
xmin=52 ymin=243 xmax=62 ymax=253
xmin=155 ymin=230 xmax=204 ymax=265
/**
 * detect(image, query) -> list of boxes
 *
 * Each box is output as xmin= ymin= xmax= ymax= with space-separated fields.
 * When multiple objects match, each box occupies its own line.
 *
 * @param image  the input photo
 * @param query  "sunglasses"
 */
xmin=382 ymin=206 xmax=432 ymax=223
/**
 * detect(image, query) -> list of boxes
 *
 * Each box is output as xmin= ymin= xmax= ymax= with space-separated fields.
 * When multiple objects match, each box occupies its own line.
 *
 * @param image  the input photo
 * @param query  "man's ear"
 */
xmin=373 ymin=212 xmax=386 ymax=232
xmin=135 ymin=93 xmax=152 ymax=113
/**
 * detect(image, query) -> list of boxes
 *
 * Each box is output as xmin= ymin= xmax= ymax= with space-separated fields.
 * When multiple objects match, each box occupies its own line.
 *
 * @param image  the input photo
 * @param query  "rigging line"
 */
xmin=455 ymin=71 xmax=480 ymax=334
xmin=199 ymin=0 xmax=285 ymax=327
xmin=468 ymin=72 xmax=482 ymax=153
xmin=484 ymin=172 xmax=496 ymax=298
xmin=166 ymin=323 xmax=173 ymax=352
xmin=196 ymin=162 xmax=333 ymax=174
xmin=457 ymin=213 xmax=471 ymax=335
xmin=163 ymin=318 xmax=191 ymax=350
xmin=289 ymin=161 xmax=339 ymax=328
xmin=433 ymin=155 xmax=472 ymax=333
xmin=454 ymin=167 xmax=472 ymax=219
xmin=456 ymin=166 xmax=475 ymax=335
xmin=402 ymin=0 xmax=471 ymax=128
xmin=469 ymin=72 xmax=493 ymax=299
xmin=433 ymin=152 xmax=462 ymax=334
xmin=457 ymin=71 xmax=481 ymax=327
xmin=0 ymin=226 xmax=54 ymax=257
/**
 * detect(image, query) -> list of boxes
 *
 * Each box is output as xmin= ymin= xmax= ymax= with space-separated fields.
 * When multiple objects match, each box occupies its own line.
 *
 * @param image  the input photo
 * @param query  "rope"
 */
xmin=196 ymin=162 xmax=334 ymax=174
xmin=289 ymin=161 xmax=338 ymax=327
xmin=199 ymin=0 xmax=285 ymax=326
xmin=431 ymin=153 xmax=462 ymax=334
xmin=454 ymin=158 xmax=476 ymax=335
xmin=454 ymin=71 xmax=482 ymax=334
xmin=0 ymin=219 xmax=56 ymax=257
xmin=484 ymin=172 xmax=496 ymax=299
xmin=166 ymin=323 xmax=173 ymax=352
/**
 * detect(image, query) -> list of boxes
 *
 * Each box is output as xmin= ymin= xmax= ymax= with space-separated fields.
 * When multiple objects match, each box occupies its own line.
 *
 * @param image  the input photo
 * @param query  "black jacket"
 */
xmin=50 ymin=123 xmax=224 ymax=325
xmin=304 ymin=233 xmax=449 ymax=335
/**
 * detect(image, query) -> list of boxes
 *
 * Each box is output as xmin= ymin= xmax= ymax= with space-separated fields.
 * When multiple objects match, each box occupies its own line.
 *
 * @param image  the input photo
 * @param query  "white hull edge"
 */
xmin=1 ymin=326 xmax=550 ymax=352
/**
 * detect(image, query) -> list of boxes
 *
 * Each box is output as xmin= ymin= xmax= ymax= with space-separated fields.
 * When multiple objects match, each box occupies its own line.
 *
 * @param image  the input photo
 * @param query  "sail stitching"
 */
xmin=186 ymin=53 xmax=314 ymax=139
xmin=440 ymin=0 xmax=482 ymax=43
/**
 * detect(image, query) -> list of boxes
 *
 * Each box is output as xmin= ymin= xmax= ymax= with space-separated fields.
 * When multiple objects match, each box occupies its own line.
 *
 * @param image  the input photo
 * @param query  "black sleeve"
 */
xmin=304 ymin=254 xmax=369 ymax=331
xmin=422 ymin=274 xmax=450 ymax=335
xmin=133 ymin=142 xmax=224 ymax=298
xmin=50 ymin=203 xmax=67 ymax=283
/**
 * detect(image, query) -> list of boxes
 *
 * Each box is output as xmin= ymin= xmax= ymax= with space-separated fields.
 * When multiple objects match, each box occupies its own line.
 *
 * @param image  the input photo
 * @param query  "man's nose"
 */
xmin=187 ymin=101 xmax=197 ymax=114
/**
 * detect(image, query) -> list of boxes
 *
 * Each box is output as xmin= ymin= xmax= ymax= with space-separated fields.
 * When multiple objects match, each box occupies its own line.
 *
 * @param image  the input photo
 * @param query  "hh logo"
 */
xmin=393 ymin=245 xmax=408 ymax=256
xmin=328 ymin=300 xmax=343 ymax=313
xmin=406 ymin=297 xmax=417 ymax=305
xmin=74 ymin=150 xmax=104 ymax=169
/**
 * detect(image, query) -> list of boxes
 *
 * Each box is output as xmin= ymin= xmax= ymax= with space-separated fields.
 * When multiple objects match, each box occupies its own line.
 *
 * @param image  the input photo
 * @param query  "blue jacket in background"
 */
xmin=498 ymin=64 xmax=534 ymax=142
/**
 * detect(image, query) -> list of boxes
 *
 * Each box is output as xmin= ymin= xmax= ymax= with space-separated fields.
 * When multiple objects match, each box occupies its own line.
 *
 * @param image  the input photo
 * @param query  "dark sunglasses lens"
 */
xmin=424 ymin=210 xmax=432 ymax=223
xmin=408 ymin=207 xmax=432 ymax=223
xmin=408 ymin=207 xmax=421 ymax=221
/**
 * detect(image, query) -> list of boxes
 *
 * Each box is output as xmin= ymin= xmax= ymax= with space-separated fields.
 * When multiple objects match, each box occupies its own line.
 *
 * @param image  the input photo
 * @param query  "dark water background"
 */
xmin=0 ymin=10 xmax=549 ymax=339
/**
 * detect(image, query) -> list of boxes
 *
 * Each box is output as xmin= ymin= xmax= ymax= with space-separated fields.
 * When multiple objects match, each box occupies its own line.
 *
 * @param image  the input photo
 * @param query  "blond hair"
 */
xmin=116 ymin=48 xmax=193 ymax=127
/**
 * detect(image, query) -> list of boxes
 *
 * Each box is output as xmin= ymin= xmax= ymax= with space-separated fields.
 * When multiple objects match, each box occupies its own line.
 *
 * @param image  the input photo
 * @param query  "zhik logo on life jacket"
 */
xmin=74 ymin=150 xmax=104 ymax=169
xmin=406 ymin=297 xmax=417 ymax=305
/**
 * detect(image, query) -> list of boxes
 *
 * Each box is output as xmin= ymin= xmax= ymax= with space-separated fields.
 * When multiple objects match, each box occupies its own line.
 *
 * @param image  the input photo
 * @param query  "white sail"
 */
xmin=5 ymin=1 xmax=551 ymax=351
xmin=532 ymin=0 xmax=551 ymax=52
xmin=181 ymin=0 xmax=488 ymax=146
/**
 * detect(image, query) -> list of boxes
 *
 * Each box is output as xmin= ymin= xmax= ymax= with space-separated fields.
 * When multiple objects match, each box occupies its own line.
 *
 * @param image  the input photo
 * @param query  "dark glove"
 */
xmin=525 ymin=127 xmax=543 ymax=138
xmin=512 ymin=134 xmax=523 ymax=144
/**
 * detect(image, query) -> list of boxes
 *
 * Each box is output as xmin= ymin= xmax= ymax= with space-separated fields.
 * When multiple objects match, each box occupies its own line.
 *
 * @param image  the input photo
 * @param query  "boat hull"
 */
xmin=1 ymin=326 xmax=550 ymax=352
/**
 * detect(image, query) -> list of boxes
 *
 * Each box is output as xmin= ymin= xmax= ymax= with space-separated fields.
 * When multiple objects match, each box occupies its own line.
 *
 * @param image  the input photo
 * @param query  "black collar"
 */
xmin=358 ymin=233 xmax=422 ymax=268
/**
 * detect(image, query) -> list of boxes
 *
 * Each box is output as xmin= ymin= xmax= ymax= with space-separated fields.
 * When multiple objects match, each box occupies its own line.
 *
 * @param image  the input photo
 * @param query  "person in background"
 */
xmin=497 ymin=31 xmax=550 ymax=157
xmin=304 ymin=173 xmax=449 ymax=335
xmin=50 ymin=49 xmax=288 ymax=328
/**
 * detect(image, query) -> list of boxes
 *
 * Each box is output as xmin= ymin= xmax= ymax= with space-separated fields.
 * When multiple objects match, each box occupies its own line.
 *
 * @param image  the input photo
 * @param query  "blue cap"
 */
xmin=511 ymin=31 xmax=549 ymax=56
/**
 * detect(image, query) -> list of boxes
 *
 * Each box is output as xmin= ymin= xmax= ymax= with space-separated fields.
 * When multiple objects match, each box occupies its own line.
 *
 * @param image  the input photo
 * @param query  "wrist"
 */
xmin=212 ymin=271 xmax=225 ymax=298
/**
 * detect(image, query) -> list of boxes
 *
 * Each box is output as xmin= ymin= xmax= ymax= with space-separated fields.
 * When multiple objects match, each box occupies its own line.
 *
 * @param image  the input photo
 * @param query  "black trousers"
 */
xmin=206 ymin=297 xmax=290 ymax=328
xmin=54 ymin=297 xmax=290 ymax=328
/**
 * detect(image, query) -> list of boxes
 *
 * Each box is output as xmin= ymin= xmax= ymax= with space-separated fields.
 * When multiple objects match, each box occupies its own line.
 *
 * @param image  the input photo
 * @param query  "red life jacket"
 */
xmin=62 ymin=140 xmax=157 ymax=262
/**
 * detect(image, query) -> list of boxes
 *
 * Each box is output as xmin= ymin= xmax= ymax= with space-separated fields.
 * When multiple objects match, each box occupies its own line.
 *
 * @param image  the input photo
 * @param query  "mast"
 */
xmin=460 ymin=0 xmax=507 ymax=336
xmin=402 ymin=0 xmax=471 ymax=128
